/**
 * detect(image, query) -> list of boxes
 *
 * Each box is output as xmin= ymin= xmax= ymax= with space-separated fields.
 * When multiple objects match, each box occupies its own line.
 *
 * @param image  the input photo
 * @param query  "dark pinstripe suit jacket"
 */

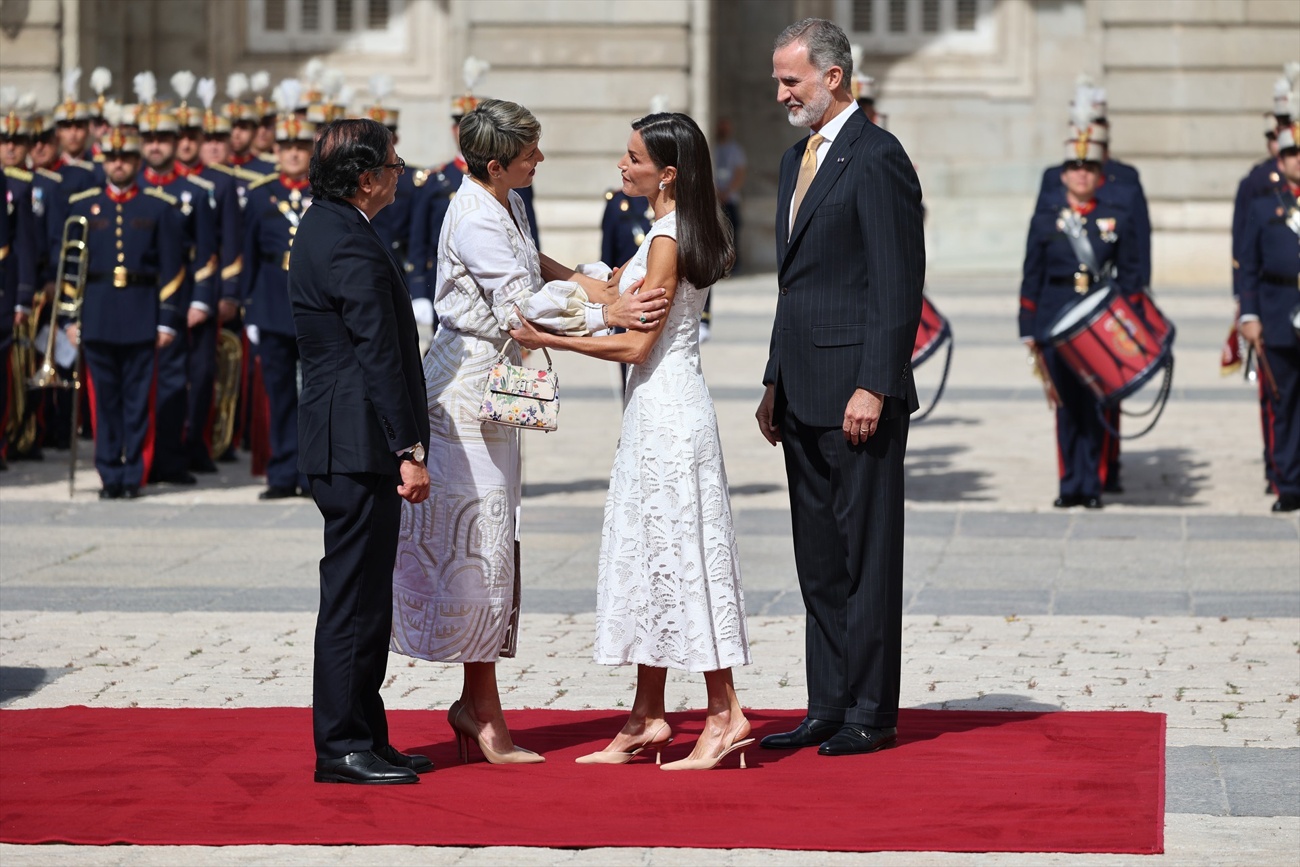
xmin=764 ymin=109 xmax=926 ymax=428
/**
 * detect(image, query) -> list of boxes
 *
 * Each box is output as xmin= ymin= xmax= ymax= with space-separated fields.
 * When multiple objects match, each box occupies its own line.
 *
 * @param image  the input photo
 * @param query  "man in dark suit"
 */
xmin=756 ymin=18 xmax=925 ymax=757
xmin=288 ymin=118 xmax=432 ymax=785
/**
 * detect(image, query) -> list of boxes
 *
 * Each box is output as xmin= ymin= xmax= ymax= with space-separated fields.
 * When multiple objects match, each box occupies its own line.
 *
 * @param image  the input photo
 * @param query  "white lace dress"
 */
xmin=594 ymin=211 xmax=751 ymax=672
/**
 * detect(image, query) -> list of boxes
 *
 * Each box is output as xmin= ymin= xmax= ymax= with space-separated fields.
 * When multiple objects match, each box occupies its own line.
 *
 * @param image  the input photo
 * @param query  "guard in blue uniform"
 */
xmin=1020 ymin=128 xmax=1142 ymax=510
xmin=63 ymin=126 xmax=185 ymax=499
xmin=138 ymin=100 xmax=217 ymax=486
xmin=177 ymin=87 xmax=243 ymax=472
xmin=408 ymin=93 xmax=540 ymax=305
xmin=1238 ymin=120 xmax=1300 ymax=513
xmin=1035 ymin=82 xmax=1150 ymax=493
xmin=52 ymin=72 xmax=95 ymax=165
xmin=600 ymin=188 xmax=651 ymax=272
xmin=2 ymin=163 xmax=37 ymax=470
xmin=240 ymin=112 xmax=314 ymax=499
xmin=222 ymin=77 xmax=276 ymax=209
xmin=366 ymin=100 xmax=417 ymax=278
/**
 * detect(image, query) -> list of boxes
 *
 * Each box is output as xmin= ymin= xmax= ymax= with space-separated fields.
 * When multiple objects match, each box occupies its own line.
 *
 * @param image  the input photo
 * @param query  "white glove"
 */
xmin=412 ymin=297 xmax=434 ymax=326
xmin=245 ymin=324 xmax=260 ymax=346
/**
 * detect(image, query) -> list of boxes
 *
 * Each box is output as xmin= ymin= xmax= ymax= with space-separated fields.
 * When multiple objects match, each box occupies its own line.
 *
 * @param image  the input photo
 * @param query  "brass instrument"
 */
xmin=210 ymin=327 xmax=244 ymax=458
xmin=28 ymin=216 xmax=89 ymax=497
xmin=4 ymin=288 xmax=45 ymax=455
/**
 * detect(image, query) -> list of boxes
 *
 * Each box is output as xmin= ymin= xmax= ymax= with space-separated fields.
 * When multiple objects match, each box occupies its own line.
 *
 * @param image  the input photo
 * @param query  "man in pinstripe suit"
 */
xmin=756 ymin=18 xmax=926 ymax=757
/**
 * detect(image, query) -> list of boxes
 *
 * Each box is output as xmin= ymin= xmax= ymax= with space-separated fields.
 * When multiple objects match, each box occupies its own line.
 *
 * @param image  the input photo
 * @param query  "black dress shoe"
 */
xmin=217 ymin=448 xmax=238 ymax=464
xmin=259 ymin=485 xmax=299 ymax=500
xmin=760 ymin=717 xmax=841 ymax=750
xmin=375 ymin=744 xmax=434 ymax=774
xmin=1103 ymin=481 xmax=1124 ymax=494
xmin=1053 ymin=495 xmax=1081 ymax=508
xmin=190 ymin=456 xmax=219 ymax=474
xmin=1082 ymin=496 xmax=1103 ymax=510
xmin=818 ymin=724 xmax=898 ymax=756
xmin=1272 ymin=494 xmax=1300 ymax=513
xmin=150 ymin=470 xmax=197 ymax=485
xmin=98 ymin=485 xmax=123 ymax=500
xmin=315 ymin=750 xmax=419 ymax=785
xmin=122 ymin=486 xmax=141 ymax=499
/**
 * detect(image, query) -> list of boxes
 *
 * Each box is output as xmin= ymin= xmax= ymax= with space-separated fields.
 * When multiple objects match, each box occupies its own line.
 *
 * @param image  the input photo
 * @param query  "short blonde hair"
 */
xmin=459 ymin=98 xmax=540 ymax=181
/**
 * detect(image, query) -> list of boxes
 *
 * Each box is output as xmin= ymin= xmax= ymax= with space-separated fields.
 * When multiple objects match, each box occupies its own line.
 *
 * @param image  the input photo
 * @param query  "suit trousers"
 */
xmin=1043 ymin=345 xmax=1104 ymax=499
xmin=186 ymin=316 xmax=218 ymax=465
xmin=257 ymin=331 xmax=305 ymax=490
xmin=1263 ymin=344 xmax=1300 ymax=496
xmin=781 ymin=406 xmax=909 ymax=729
xmin=309 ymin=470 xmax=401 ymax=759
xmin=82 ymin=340 xmax=155 ymax=489
xmin=151 ymin=328 xmax=190 ymax=478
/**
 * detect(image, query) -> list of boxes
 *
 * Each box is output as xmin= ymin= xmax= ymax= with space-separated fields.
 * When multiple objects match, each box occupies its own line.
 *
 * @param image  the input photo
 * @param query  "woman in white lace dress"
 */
xmin=512 ymin=113 xmax=752 ymax=771
xmin=391 ymin=100 xmax=666 ymax=764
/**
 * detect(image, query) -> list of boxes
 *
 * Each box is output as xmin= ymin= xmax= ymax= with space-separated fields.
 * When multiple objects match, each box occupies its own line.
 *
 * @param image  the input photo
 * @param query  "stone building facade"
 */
xmin=2 ymin=0 xmax=1296 ymax=286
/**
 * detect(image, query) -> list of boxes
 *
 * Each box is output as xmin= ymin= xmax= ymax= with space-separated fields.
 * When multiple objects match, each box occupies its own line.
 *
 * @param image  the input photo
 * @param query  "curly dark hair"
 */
xmin=309 ymin=118 xmax=394 ymax=200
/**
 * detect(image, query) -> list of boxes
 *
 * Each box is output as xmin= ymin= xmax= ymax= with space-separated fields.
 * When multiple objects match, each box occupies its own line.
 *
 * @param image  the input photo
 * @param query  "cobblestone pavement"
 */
xmin=1 ymin=274 xmax=1297 ymax=864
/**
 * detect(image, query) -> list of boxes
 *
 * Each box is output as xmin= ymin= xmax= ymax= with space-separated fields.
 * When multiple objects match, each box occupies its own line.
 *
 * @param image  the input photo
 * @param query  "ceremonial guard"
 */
xmin=176 ymin=75 xmax=243 ymax=473
xmin=137 ymin=77 xmax=216 ymax=486
xmin=599 ymin=187 xmax=652 ymax=271
xmin=250 ymin=72 xmax=278 ymax=158
xmin=87 ymin=68 xmax=113 ymax=163
xmin=1238 ymin=120 xmax=1300 ymax=513
xmin=223 ymin=74 xmax=276 ymax=210
xmin=365 ymin=76 xmax=416 ymax=279
xmin=53 ymin=69 xmax=95 ymax=165
xmin=2 ymin=101 xmax=41 ymax=464
xmin=240 ymin=97 xmax=313 ymax=499
xmin=63 ymin=122 xmax=185 ymax=499
xmin=1019 ymin=124 xmax=1141 ymax=510
xmin=1035 ymin=80 xmax=1150 ymax=492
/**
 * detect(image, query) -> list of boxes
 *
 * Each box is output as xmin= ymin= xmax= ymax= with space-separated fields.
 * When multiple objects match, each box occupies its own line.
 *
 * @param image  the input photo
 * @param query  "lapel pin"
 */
xmin=837 ymin=157 xmax=845 ymax=162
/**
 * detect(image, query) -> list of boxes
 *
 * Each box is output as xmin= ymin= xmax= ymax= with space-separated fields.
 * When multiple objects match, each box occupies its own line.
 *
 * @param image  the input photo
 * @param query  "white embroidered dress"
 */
xmin=391 ymin=177 xmax=539 ymax=663
xmin=595 ymin=211 xmax=751 ymax=671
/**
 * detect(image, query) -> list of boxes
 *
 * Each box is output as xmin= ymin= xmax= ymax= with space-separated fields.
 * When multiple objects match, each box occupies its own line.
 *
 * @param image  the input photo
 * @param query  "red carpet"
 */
xmin=0 ymin=707 xmax=1163 ymax=853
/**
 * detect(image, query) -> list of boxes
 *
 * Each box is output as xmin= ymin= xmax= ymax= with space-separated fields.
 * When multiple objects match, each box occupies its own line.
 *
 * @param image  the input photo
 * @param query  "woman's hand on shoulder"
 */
xmin=606 ymin=279 xmax=669 ymax=331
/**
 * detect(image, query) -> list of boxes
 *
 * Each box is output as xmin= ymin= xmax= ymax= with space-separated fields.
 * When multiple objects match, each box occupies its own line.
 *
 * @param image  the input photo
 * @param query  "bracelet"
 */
xmin=601 ymin=304 xmax=610 ymax=330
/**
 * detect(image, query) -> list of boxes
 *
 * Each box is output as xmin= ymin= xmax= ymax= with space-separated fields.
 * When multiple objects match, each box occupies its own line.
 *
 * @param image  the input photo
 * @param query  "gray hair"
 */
xmin=774 ymin=18 xmax=854 ymax=83
xmin=459 ymin=98 xmax=541 ymax=181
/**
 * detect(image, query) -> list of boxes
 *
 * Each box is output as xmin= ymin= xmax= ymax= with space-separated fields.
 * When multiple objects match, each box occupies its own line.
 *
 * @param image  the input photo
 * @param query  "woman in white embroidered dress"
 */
xmin=391 ymin=99 xmax=665 ymax=764
xmin=512 ymin=113 xmax=752 ymax=771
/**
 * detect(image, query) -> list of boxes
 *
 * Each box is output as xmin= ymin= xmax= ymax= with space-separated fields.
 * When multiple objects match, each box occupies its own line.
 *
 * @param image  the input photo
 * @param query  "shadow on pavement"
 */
xmin=912 ymin=694 xmax=1063 ymax=713
xmin=523 ymin=478 xmax=609 ymax=497
xmin=0 ymin=666 xmax=64 ymax=707
xmin=905 ymin=443 xmax=993 ymax=502
xmin=1113 ymin=447 xmax=1208 ymax=507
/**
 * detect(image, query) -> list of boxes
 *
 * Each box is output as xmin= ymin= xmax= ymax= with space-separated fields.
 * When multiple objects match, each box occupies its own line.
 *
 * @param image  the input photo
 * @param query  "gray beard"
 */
xmin=785 ymin=86 xmax=833 ymax=129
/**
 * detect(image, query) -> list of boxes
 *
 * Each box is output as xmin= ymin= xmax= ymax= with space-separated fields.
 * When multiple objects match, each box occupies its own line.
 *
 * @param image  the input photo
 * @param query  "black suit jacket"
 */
xmin=289 ymin=197 xmax=429 ymax=475
xmin=765 ymin=109 xmax=926 ymax=428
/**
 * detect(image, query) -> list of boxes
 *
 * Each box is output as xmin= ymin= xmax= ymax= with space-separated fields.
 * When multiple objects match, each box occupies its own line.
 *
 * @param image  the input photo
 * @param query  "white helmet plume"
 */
xmin=369 ymin=74 xmax=394 ymax=103
xmin=251 ymin=70 xmax=271 ymax=94
xmin=197 ymin=77 xmax=217 ymax=110
xmin=275 ymin=79 xmax=302 ymax=113
xmin=322 ymin=68 xmax=345 ymax=100
xmin=850 ymin=44 xmax=863 ymax=72
xmin=1070 ymin=81 xmax=1094 ymax=130
xmin=90 ymin=67 xmax=113 ymax=97
xmin=648 ymin=94 xmax=670 ymax=114
xmin=0 ymin=87 xmax=15 ymax=112
xmin=133 ymin=71 xmax=157 ymax=105
xmin=18 ymin=92 xmax=38 ymax=112
xmin=63 ymin=67 xmax=82 ymax=99
xmin=227 ymin=72 xmax=249 ymax=101
xmin=462 ymin=56 xmax=490 ymax=91
xmin=103 ymin=100 xmax=124 ymax=128
xmin=303 ymin=58 xmax=325 ymax=88
xmin=171 ymin=70 xmax=196 ymax=103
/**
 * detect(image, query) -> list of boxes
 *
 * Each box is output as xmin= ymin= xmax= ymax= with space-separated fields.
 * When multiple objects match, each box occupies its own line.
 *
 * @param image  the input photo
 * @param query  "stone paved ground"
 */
xmin=1 ymin=273 xmax=1297 ymax=864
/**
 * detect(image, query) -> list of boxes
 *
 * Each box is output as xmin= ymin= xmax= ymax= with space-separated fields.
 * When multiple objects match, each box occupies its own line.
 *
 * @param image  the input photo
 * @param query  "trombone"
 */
xmin=28 ymin=215 xmax=89 ymax=497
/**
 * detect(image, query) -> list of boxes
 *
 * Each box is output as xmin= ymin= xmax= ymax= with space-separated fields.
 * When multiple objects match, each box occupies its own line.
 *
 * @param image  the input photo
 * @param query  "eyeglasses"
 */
xmin=376 ymin=157 xmax=405 ymax=174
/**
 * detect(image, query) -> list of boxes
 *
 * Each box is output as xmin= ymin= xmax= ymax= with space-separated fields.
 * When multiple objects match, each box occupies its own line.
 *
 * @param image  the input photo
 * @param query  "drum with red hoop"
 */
xmin=912 ymin=295 xmax=951 ymax=366
xmin=1048 ymin=286 xmax=1174 ymax=403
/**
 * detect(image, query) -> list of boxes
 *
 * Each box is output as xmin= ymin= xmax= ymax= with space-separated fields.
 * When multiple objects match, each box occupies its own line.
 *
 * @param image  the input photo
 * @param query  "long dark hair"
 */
xmin=632 ymin=112 xmax=734 ymax=288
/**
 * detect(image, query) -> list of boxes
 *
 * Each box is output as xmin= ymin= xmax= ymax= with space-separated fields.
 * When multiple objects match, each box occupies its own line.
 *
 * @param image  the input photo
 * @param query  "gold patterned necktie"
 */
xmin=789 ymin=133 xmax=825 ymax=232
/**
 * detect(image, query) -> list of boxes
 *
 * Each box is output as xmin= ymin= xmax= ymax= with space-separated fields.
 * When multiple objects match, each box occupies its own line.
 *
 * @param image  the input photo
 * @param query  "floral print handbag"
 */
xmin=476 ymin=339 xmax=560 ymax=432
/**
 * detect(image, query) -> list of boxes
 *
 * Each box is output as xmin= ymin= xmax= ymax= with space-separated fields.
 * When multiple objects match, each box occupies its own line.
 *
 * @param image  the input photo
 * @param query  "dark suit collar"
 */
xmin=780 ymin=112 xmax=868 ymax=273
xmin=316 ymin=197 xmax=410 ymax=296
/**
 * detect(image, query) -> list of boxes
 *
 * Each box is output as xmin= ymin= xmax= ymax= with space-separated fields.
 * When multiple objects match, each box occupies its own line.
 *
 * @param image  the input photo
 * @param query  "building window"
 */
xmin=839 ymin=0 xmax=996 ymax=54
xmin=246 ymin=0 xmax=406 ymax=53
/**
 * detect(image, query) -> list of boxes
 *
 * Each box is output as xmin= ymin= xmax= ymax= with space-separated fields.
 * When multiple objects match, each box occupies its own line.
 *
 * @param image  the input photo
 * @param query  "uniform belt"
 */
xmin=259 ymin=251 xmax=292 ymax=271
xmin=1047 ymin=275 xmax=1102 ymax=287
xmin=87 ymin=269 xmax=157 ymax=288
xmin=1261 ymin=271 xmax=1300 ymax=288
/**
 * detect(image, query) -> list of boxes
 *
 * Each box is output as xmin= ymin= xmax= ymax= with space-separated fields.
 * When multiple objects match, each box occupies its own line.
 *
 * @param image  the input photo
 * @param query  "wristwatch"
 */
xmin=398 ymin=444 xmax=426 ymax=464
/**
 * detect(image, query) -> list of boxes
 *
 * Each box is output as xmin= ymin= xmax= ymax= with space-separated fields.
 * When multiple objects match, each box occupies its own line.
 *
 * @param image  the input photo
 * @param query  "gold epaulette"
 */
xmin=248 ymin=173 xmax=281 ymax=191
xmin=206 ymin=163 xmax=236 ymax=177
xmin=145 ymin=187 xmax=179 ymax=206
xmin=234 ymin=166 xmax=272 ymax=183
xmin=63 ymin=157 xmax=94 ymax=171
xmin=185 ymin=174 xmax=215 ymax=192
xmin=604 ymin=189 xmax=615 ymax=201
xmin=413 ymin=169 xmax=429 ymax=188
xmin=69 ymin=187 xmax=102 ymax=204
xmin=36 ymin=167 xmax=64 ymax=183
xmin=3 ymin=166 xmax=33 ymax=182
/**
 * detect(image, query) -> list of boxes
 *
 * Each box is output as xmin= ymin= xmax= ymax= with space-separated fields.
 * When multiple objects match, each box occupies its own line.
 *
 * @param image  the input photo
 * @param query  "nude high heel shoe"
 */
xmin=574 ymin=721 xmax=674 ymax=765
xmin=660 ymin=734 xmax=756 ymax=771
xmin=449 ymin=704 xmax=545 ymax=765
